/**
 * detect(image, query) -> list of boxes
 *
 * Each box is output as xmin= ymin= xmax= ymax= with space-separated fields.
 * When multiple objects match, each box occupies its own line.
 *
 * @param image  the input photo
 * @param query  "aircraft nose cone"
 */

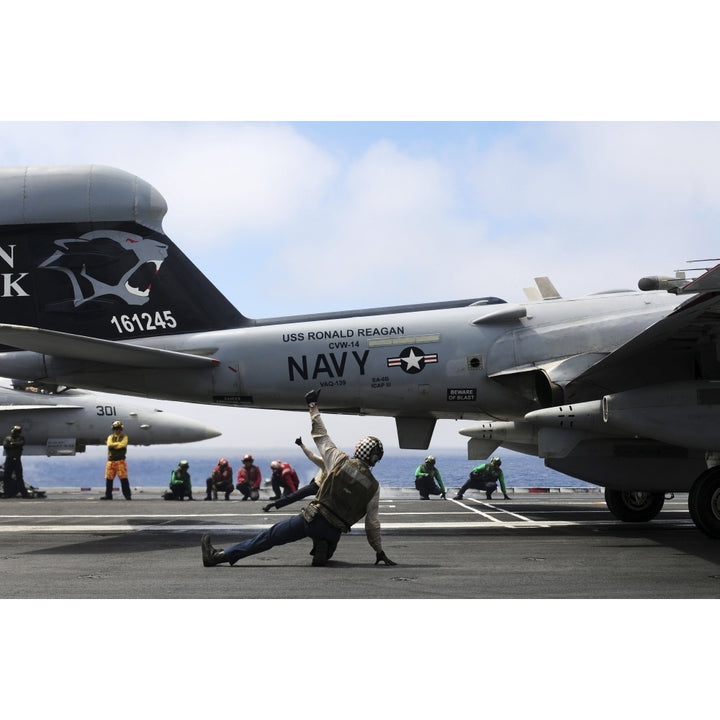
xmin=130 ymin=409 xmax=221 ymax=445
xmin=167 ymin=421 xmax=222 ymax=442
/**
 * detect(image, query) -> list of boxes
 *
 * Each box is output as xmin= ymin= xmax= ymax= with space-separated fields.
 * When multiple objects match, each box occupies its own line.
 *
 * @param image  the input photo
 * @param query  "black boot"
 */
xmin=100 ymin=479 xmax=113 ymax=500
xmin=311 ymin=539 xmax=329 ymax=567
xmin=120 ymin=478 xmax=132 ymax=500
xmin=201 ymin=535 xmax=227 ymax=567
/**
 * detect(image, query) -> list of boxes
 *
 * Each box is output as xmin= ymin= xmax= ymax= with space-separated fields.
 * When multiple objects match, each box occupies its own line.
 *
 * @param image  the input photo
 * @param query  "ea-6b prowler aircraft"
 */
xmin=2 ymin=166 xmax=720 ymax=535
xmin=0 ymin=381 xmax=221 ymax=455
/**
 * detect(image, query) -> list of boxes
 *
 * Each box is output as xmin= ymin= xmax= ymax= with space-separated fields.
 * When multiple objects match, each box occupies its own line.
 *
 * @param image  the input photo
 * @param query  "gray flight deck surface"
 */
xmin=2 ymin=487 xmax=720 ymax=599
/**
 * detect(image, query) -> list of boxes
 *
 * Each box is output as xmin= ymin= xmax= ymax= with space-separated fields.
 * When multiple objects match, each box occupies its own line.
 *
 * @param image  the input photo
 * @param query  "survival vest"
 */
xmin=309 ymin=457 xmax=379 ymax=532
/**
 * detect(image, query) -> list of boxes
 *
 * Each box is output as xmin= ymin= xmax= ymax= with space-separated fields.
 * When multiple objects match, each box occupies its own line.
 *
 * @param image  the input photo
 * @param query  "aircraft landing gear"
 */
xmin=688 ymin=467 xmax=720 ymax=538
xmin=604 ymin=488 xmax=665 ymax=522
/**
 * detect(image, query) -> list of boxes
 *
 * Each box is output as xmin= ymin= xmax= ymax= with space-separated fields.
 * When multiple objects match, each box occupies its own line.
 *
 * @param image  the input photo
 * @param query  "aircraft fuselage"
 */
xmin=0 ymin=290 xmax=684 ymax=428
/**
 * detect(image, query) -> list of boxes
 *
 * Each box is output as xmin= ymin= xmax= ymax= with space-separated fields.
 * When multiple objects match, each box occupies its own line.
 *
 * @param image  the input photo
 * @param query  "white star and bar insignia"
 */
xmin=387 ymin=346 xmax=438 ymax=374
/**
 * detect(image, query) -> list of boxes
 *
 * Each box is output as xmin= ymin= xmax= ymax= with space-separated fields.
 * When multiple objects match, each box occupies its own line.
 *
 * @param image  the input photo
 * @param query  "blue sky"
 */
xmin=2 ymin=120 xmax=720 ymax=452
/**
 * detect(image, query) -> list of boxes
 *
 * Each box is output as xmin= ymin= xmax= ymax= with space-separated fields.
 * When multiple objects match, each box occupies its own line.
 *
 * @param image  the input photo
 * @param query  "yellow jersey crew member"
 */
xmin=101 ymin=420 xmax=131 ymax=500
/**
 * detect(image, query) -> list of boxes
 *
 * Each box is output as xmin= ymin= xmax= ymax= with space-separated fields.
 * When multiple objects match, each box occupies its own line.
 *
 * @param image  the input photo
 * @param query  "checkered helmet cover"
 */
xmin=353 ymin=436 xmax=384 ymax=466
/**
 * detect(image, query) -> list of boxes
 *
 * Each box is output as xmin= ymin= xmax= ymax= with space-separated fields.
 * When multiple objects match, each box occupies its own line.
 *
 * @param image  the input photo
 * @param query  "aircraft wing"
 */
xmin=566 ymin=279 xmax=720 ymax=401
xmin=0 ymin=324 xmax=219 ymax=370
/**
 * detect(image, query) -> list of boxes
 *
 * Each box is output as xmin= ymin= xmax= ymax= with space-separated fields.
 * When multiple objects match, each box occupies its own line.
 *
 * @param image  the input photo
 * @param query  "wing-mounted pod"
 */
xmin=460 ymin=420 xmax=539 ymax=459
xmin=638 ymin=273 xmax=687 ymax=293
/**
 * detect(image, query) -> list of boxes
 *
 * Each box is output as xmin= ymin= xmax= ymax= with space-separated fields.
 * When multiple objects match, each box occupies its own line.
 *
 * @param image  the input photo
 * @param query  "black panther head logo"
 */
xmin=39 ymin=230 xmax=168 ymax=307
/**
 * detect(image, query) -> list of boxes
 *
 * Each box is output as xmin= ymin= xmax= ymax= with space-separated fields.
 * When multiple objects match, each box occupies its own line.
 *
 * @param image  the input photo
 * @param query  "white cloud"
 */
xmin=460 ymin=122 xmax=720 ymax=297
xmin=150 ymin=124 xmax=339 ymax=245
xmin=343 ymin=140 xmax=455 ymax=217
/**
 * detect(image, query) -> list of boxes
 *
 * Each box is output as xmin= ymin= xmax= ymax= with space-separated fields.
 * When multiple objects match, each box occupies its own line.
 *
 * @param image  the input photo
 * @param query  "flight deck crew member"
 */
xmin=205 ymin=458 xmax=234 ymax=500
xmin=453 ymin=457 xmax=510 ymax=500
xmin=168 ymin=460 xmax=193 ymax=500
xmin=102 ymin=420 xmax=131 ymax=500
xmin=263 ymin=436 xmax=326 ymax=512
xmin=236 ymin=454 xmax=262 ymax=500
xmin=202 ymin=389 xmax=396 ymax=568
xmin=268 ymin=460 xmax=300 ymax=499
xmin=414 ymin=455 xmax=446 ymax=499
xmin=2 ymin=425 xmax=29 ymax=498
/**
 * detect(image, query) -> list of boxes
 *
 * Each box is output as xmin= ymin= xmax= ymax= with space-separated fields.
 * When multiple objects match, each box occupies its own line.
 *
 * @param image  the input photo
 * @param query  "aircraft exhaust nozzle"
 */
xmin=526 ymin=383 xmax=720 ymax=450
xmin=601 ymin=381 xmax=720 ymax=450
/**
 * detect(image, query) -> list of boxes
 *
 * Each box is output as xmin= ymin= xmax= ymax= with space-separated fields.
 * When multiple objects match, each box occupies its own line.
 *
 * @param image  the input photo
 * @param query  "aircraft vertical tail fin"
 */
xmin=0 ymin=165 xmax=247 ymax=346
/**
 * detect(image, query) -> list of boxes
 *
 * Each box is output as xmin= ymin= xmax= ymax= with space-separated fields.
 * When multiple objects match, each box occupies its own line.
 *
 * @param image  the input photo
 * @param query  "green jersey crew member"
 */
xmin=414 ymin=455 xmax=446 ymax=500
xmin=168 ymin=460 xmax=193 ymax=500
xmin=453 ymin=457 xmax=511 ymax=501
xmin=102 ymin=420 xmax=131 ymax=500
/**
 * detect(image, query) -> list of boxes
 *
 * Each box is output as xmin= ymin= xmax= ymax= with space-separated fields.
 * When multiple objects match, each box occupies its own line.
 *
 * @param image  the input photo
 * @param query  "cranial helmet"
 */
xmin=425 ymin=455 xmax=435 ymax=465
xmin=112 ymin=420 xmax=123 ymax=429
xmin=179 ymin=460 xmax=189 ymax=467
xmin=11 ymin=425 xmax=21 ymax=434
xmin=491 ymin=457 xmax=502 ymax=467
xmin=270 ymin=460 xmax=282 ymax=470
xmin=218 ymin=458 xmax=228 ymax=466
xmin=243 ymin=454 xmax=254 ymax=463
xmin=354 ymin=436 xmax=384 ymax=467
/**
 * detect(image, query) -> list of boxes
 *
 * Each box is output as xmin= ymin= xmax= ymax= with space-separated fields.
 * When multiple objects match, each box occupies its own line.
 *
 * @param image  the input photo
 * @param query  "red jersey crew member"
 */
xmin=236 ymin=454 xmax=262 ymax=500
xmin=101 ymin=420 xmax=132 ymax=500
xmin=269 ymin=460 xmax=300 ymax=499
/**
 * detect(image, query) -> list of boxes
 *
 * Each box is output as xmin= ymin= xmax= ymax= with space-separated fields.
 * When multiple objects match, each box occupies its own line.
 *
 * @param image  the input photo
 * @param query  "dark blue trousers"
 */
xmin=222 ymin=512 xmax=342 ymax=564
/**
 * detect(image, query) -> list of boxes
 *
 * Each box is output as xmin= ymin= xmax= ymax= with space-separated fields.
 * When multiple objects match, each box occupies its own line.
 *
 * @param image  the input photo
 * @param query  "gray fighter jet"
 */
xmin=0 ymin=381 xmax=221 ymax=455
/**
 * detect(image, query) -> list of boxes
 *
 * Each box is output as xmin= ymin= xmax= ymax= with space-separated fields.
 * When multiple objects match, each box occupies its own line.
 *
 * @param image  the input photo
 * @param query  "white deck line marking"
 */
xmin=450 ymin=497 xmax=544 ymax=525
xmin=465 ymin=497 xmax=539 ymax=522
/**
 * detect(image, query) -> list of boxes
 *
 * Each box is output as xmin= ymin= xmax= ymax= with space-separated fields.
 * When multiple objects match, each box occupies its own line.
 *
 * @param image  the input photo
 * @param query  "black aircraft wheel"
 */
xmin=604 ymin=488 xmax=665 ymax=523
xmin=688 ymin=467 xmax=720 ymax=538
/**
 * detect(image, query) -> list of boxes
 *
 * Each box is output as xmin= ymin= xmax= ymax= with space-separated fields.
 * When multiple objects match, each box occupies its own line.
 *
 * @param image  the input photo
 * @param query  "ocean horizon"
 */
xmin=15 ymin=445 xmax=594 ymax=491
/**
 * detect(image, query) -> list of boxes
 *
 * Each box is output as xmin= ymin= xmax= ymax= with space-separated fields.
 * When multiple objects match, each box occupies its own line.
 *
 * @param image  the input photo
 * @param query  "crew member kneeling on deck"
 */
xmin=414 ymin=455 xmax=446 ymax=499
xmin=453 ymin=457 xmax=510 ymax=501
xmin=167 ymin=460 xmax=193 ymax=500
xmin=206 ymin=458 xmax=234 ymax=500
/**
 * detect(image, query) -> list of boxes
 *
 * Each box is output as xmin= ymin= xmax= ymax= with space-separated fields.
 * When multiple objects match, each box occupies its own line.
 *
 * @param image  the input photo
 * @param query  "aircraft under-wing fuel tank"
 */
xmin=0 ymin=381 xmax=221 ymax=455
xmin=2 ymin=165 xmax=720 ymax=535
